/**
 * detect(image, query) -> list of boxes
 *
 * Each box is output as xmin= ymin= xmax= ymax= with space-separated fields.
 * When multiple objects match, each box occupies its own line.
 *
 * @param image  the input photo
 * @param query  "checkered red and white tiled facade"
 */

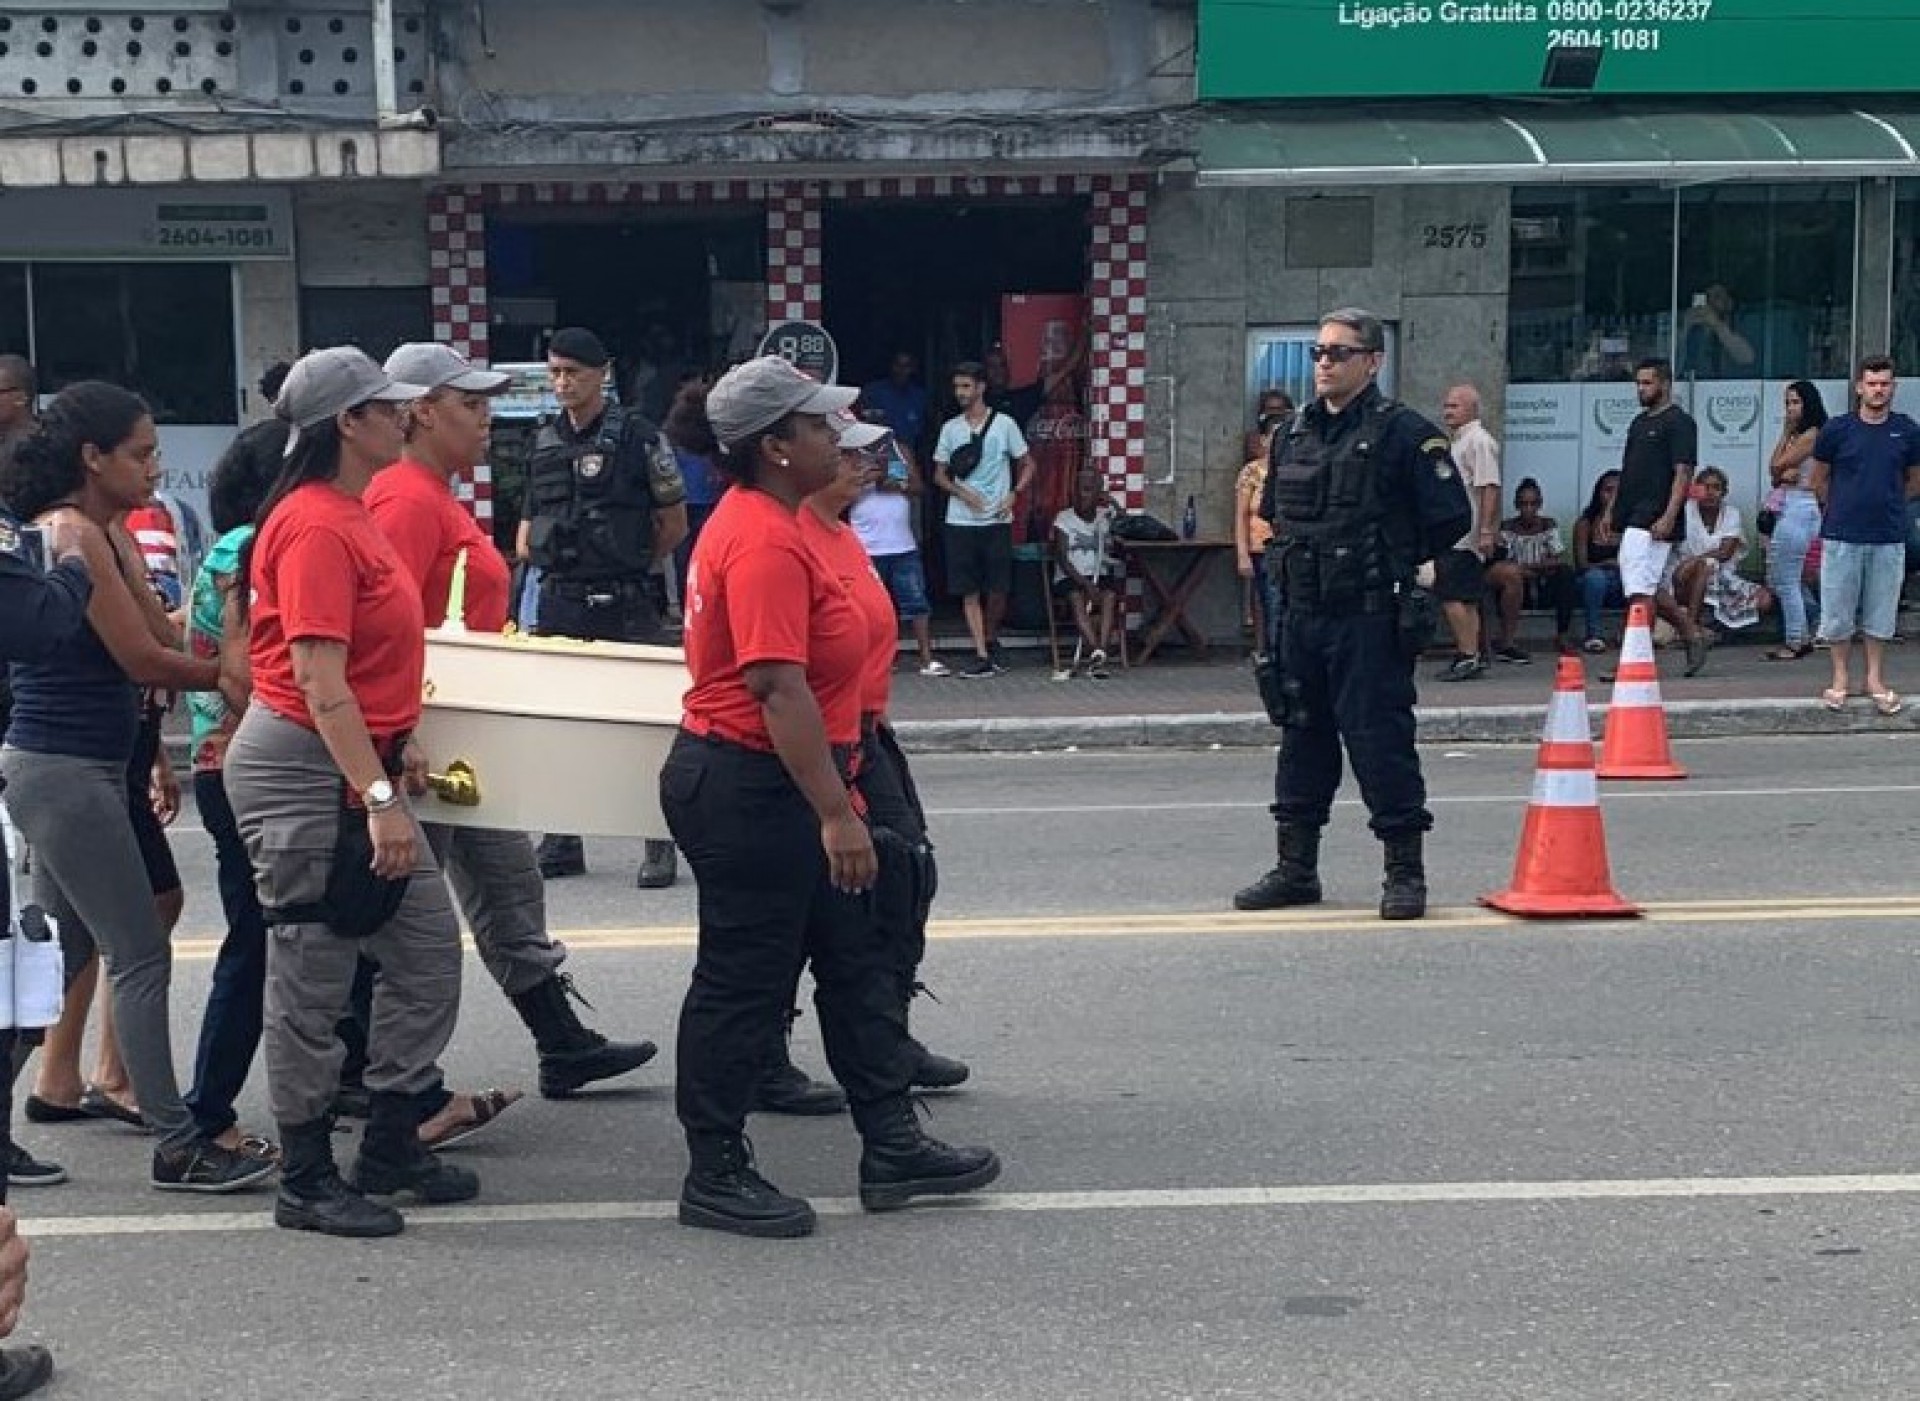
xmin=766 ymin=187 xmax=823 ymax=325
xmin=1087 ymin=175 xmax=1151 ymax=513
xmin=427 ymin=186 xmax=492 ymax=518
xmin=426 ymin=173 xmax=1154 ymax=522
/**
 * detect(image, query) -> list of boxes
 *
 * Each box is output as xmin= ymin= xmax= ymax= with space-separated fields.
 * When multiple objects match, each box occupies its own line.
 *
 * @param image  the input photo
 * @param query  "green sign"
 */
xmin=1200 ymin=1 xmax=1920 ymax=99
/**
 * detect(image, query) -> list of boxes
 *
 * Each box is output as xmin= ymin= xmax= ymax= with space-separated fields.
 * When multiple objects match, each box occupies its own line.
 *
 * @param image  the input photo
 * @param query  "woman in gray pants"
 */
xmin=0 ymin=382 xmax=276 ymax=1194
xmin=225 ymin=346 xmax=476 ymax=1239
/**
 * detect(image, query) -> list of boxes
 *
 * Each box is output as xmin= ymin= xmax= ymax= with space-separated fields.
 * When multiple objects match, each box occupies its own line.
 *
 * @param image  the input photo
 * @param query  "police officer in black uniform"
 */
xmin=518 ymin=327 xmax=688 ymax=885
xmin=1234 ymin=308 xmax=1472 ymax=921
xmin=0 ymin=501 xmax=94 ymax=1399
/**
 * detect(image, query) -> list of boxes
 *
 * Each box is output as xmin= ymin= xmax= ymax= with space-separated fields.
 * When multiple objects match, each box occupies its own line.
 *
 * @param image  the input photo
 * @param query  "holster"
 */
xmin=1395 ymin=583 xmax=1437 ymax=661
xmin=262 ymin=781 xmax=409 ymax=940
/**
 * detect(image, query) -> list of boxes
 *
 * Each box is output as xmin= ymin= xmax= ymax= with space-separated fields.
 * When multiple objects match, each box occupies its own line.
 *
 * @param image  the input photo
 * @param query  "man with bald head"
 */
xmin=1432 ymin=383 xmax=1506 ymax=674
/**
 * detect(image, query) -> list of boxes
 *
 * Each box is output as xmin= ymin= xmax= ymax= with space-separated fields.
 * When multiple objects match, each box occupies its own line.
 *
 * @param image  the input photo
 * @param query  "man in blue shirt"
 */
xmin=862 ymin=351 xmax=929 ymax=456
xmin=934 ymin=361 xmax=1034 ymax=677
xmin=1810 ymin=354 xmax=1920 ymax=715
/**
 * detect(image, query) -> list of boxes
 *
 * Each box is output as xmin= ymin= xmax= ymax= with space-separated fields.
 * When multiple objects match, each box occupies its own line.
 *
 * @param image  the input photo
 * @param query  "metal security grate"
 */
xmin=0 ymin=7 xmax=429 ymax=103
xmin=275 ymin=6 xmax=428 ymax=101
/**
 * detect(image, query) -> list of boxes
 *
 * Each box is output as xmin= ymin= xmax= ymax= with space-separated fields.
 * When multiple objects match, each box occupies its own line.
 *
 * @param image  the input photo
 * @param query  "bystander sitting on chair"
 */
xmin=1050 ymin=470 xmax=1121 ymax=679
xmin=1666 ymin=466 xmax=1773 ymax=645
xmin=1483 ymin=477 xmax=1578 ymax=660
xmin=1573 ymin=469 xmax=1626 ymax=653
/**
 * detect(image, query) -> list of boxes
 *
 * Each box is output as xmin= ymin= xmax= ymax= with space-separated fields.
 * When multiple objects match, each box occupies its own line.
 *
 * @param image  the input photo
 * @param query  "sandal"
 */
xmin=1764 ymin=643 xmax=1813 ymax=661
xmin=1873 ymin=689 xmax=1904 ymax=717
xmin=1821 ymin=687 xmax=1849 ymax=713
xmin=419 ymin=1087 xmax=523 ymax=1152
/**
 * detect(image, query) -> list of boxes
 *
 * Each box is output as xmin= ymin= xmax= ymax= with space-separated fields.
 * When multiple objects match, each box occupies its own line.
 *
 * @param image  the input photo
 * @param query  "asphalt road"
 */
xmin=17 ymin=735 xmax=1920 ymax=1399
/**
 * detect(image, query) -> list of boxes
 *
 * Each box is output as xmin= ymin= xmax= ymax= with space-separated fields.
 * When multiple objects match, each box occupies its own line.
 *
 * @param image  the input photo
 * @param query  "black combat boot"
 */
xmin=274 ymin=1117 xmax=403 ymax=1238
xmin=1379 ymin=831 xmax=1428 ymax=921
xmin=750 ymin=1017 xmax=847 ymax=1116
xmin=679 ymin=1133 xmax=815 ymax=1238
xmin=899 ymin=978 xmax=970 ymax=1090
xmin=854 ymin=1095 xmax=1001 ymax=1212
xmin=1232 ymin=824 xmax=1324 ymax=911
xmin=635 ymin=840 xmax=678 ymax=890
xmin=509 ymin=973 xmax=658 ymax=1099
xmin=535 ymin=834 xmax=586 ymax=879
xmin=349 ymin=1092 xmax=481 ymax=1205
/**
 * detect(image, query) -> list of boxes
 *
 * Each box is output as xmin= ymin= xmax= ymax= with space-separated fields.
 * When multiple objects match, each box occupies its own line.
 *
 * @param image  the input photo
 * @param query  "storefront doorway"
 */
xmin=485 ymin=206 xmax=765 ymax=420
xmin=824 ymin=198 xmax=1090 ymax=623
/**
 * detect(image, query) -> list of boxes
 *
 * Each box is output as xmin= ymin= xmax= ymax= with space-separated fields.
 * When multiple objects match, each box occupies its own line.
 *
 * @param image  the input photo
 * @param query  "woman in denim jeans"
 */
xmin=1763 ymin=380 xmax=1828 ymax=660
xmin=1572 ymin=470 xmax=1625 ymax=651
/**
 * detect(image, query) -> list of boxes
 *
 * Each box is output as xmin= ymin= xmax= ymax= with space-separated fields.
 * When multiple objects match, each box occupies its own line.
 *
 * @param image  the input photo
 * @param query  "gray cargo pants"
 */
xmin=224 ymin=708 xmax=462 ymax=1126
xmin=422 ymin=824 xmax=564 ymax=998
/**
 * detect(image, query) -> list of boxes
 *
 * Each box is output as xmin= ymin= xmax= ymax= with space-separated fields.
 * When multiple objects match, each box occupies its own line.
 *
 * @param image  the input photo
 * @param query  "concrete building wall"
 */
xmin=294 ymin=185 xmax=431 ymax=287
xmin=236 ymin=260 xmax=301 ymax=419
xmin=1145 ymin=177 xmax=1514 ymax=643
xmin=439 ymin=0 xmax=1187 ymax=127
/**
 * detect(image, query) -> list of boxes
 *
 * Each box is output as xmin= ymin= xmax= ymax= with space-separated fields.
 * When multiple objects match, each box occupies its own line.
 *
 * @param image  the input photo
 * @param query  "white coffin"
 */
xmin=411 ymin=627 xmax=689 ymax=837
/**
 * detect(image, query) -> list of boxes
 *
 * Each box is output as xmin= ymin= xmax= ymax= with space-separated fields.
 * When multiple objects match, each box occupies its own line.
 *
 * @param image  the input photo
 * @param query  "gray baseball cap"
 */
xmin=833 ymin=409 xmax=890 ymax=451
xmin=707 ymin=355 xmax=857 ymax=449
xmin=383 ymin=343 xmax=511 ymax=396
xmin=276 ymin=346 xmax=426 ymax=456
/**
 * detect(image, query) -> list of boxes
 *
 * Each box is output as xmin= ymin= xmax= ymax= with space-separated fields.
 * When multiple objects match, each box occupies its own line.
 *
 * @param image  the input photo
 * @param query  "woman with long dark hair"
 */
xmin=1764 ymin=380 xmax=1828 ymax=659
xmin=0 ymin=382 xmax=275 ymax=1194
xmin=178 ymin=424 xmax=287 ymax=1154
xmin=663 ymin=357 xmax=998 ymax=1239
xmin=224 ymin=347 xmax=478 ymax=1238
xmin=1573 ymin=470 xmax=1625 ymax=652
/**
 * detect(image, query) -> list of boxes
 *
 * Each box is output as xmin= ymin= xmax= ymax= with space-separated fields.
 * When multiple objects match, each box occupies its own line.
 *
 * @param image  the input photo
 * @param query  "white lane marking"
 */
xmin=928 ymin=784 xmax=1920 ymax=818
xmin=30 ymin=1173 xmax=1920 ymax=1240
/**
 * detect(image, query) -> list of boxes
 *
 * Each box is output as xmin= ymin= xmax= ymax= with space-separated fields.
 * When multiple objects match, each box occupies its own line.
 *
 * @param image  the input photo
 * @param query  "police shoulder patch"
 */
xmin=0 ymin=522 xmax=16 ymax=555
xmin=1419 ymin=436 xmax=1451 ymax=457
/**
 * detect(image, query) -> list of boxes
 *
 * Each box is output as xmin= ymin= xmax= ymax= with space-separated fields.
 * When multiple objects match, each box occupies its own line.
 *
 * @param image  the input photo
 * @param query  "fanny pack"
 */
xmin=948 ymin=409 xmax=997 ymax=480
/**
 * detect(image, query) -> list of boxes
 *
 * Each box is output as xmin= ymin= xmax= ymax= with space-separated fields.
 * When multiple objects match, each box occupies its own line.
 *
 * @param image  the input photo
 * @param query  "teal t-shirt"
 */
xmin=187 ymin=525 xmax=252 ymax=769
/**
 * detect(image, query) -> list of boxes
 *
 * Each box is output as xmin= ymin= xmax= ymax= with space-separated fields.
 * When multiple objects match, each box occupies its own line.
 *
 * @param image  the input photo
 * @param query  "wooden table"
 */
xmin=1114 ymin=537 xmax=1236 ymax=665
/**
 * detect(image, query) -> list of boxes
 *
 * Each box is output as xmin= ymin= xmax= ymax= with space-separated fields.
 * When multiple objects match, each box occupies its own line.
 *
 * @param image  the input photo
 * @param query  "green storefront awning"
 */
xmin=1198 ymin=103 xmax=1920 ymax=186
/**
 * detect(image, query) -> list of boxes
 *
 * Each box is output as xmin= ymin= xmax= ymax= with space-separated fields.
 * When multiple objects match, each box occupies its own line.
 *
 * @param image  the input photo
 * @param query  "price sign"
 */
xmin=758 ymin=321 xmax=839 ymax=386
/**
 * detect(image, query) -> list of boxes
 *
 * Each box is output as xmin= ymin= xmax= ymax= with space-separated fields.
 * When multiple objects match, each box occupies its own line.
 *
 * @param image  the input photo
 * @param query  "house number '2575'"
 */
xmin=1423 ymin=223 xmax=1489 ymax=250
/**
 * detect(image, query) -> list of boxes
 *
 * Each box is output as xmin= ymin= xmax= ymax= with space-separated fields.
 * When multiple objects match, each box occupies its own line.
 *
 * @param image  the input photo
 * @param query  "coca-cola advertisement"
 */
xmin=1001 ymin=293 xmax=1088 ymax=544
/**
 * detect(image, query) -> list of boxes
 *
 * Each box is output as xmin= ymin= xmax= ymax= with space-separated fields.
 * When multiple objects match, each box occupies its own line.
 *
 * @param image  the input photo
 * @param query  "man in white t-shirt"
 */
xmin=933 ymin=360 xmax=1035 ymax=678
xmin=1433 ymin=384 xmax=1503 ymax=678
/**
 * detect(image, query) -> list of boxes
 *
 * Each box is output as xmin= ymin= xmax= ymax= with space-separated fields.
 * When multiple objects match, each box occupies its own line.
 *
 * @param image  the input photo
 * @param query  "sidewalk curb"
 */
xmin=891 ymin=698 xmax=1920 ymax=753
xmin=162 ymin=696 xmax=1920 ymax=767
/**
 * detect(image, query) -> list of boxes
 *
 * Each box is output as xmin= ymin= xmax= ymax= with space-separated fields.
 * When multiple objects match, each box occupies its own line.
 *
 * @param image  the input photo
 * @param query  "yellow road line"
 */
xmin=163 ymin=896 xmax=1920 ymax=960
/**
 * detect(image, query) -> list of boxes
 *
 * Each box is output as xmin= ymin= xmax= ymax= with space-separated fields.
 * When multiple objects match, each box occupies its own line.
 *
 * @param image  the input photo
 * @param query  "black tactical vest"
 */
xmin=1269 ymin=395 xmax=1411 ymax=612
xmin=523 ymin=407 xmax=655 ymax=582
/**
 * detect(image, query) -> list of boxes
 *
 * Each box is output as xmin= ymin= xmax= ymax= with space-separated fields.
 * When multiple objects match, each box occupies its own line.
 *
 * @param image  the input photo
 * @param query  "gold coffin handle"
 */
xmin=425 ymin=760 xmax=481 ymax=807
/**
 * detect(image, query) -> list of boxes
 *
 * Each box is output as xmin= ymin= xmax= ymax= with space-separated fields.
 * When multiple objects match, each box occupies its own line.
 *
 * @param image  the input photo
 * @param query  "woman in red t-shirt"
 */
xmin=800 ymin=415 xmax=970 ymax=1091
xmin=664 ymin=357 xmax=999 ymax=1240
xmin=224 ymin=346 xmax=483 ymax=1239
xmin=367 ymin=341 xmax=657 ymax=1099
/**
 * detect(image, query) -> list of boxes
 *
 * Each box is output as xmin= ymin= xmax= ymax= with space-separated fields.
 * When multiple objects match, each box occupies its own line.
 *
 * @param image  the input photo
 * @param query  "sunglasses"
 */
xmin=1308 ymin=344 xmax=1373 ymax=365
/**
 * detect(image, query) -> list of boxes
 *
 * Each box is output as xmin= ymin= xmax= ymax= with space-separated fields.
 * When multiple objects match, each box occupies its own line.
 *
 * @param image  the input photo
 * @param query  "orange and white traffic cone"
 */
xmin=1596 ymin=600 xmax=1687 ymax=781
xmin=1481 ymin=655 xmax=1640 ymax=919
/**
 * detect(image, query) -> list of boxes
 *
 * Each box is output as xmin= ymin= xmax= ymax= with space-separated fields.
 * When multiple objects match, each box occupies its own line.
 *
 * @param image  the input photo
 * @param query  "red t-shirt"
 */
xmin=249 ymin=482 xmax=427 ymax=738
xmin=363 ymin=458 xmax=513 ymax=632
xmin=681 ymin=487 xmax=867 ymax=748
xmin=799 ymin=507 xmax=897 ymax=716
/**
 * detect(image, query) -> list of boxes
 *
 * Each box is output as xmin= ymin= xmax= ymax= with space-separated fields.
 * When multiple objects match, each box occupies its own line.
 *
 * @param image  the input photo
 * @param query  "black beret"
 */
xmin=548 ymin=327 xmax=610 ymax=369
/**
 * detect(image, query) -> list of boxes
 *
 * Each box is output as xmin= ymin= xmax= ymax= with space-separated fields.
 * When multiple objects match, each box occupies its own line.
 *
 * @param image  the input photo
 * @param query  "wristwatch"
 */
xmin=364 ymin=779 xmax=398 ymax=811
